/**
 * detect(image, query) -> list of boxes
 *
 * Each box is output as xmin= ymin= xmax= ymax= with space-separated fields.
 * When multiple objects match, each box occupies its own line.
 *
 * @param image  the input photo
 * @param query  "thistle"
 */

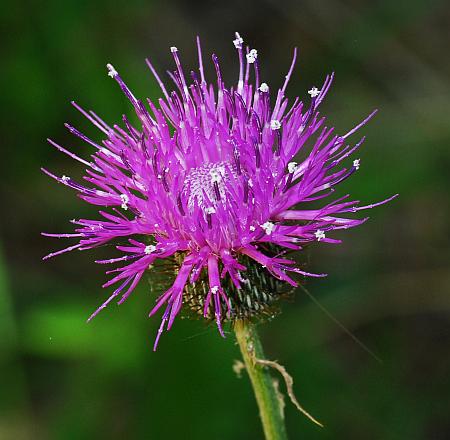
xmin=43 ymin=32 xmax=396 ymax=438
xmin=43 ymin=32 xmax=396 ymax=345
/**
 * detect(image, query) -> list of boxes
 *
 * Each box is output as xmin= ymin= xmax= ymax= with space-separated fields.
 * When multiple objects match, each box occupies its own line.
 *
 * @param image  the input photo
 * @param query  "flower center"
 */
xmin=183 ymin=161 xmax=236 ymax=213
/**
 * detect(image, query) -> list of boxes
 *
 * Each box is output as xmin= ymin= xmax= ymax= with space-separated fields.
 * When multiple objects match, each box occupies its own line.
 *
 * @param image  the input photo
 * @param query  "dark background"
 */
xmin=1 ymin=0 xmax=449 ymax=438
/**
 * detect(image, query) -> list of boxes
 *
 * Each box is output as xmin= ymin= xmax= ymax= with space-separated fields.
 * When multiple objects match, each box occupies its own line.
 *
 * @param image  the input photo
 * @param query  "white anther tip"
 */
xmin=308 ymin=86 xmax=320 ymax=97
xmin=287 ymin=162 xmax=298 ymax=174
xmin=261 ymin=221 xmax=275 ymax=235
xmin=106 ymin=63 xmax=118 ymax=78
xmin=246 ymin=49 xmax=258 ymax=64
xmin=270 ymin=119 xmax=281 ymax=130
xmin=259 ymin=82 xmax=269 ymax=93
xmin=315 ymin=229 xmax=326 ymax=241
xmin=144 ymin=245 xmax=156 ymax=255
xmin=233 ymin=32 xmax=244 ymax=49
xmin=120 ymin=193 xmax=129 ymax=210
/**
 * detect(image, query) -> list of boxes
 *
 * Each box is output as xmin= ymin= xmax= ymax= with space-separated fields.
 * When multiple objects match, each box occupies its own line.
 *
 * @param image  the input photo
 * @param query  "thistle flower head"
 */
xmin=43 ymin=33 xmax=397 ymax=349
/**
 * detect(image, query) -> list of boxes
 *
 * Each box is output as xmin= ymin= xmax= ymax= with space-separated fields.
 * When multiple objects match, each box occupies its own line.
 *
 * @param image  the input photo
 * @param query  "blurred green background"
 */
xmin=1 ymin=0 xmax=449 ymax=438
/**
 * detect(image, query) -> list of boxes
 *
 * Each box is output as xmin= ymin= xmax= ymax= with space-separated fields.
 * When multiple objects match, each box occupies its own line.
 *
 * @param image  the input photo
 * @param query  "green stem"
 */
xmin=234 ymin=320 xmax=288 ymax=440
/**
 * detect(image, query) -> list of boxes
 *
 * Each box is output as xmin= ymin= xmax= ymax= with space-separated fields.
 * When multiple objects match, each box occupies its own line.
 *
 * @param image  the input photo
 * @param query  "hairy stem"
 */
xmin=234 ymin=319 xmax=288 ymax=440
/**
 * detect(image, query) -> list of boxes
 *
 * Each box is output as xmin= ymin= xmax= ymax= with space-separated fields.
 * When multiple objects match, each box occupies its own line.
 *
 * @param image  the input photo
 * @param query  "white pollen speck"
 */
xmin=259 ymin=82 xmax=269 ymax=93
xmin=315 ymin=229 xmax=326 ymax=241
xmin=61 ymin=175 xmax=69 ymax=183
xmin=233 ymin=32 xmax=243 ymax=49
xmin=270 ymin=119 xmax=281 ymax=130
xmin=144 ymin=245 xmax=156 ymax=255
xmin=353 ymin=159 xmax=360 ymax=170
xmin=106 ymin=63 xmax=118 ymax=78
xmin=261 ymin=221 xmax=275 ymax=235
xmin=249 ymin=225 xmax=256 ymax=232
xmin=246 ymin=49 xmax=258 ymax=64
xmin=209 ymin=168 xmax=223 ymax=183
xmin=287 ymin=162 xmax=298 ymax=174
xmin=120 ymin=193 xmax=129 ymax=210
xmin=206 ymin=207 xmax=216 ymax=214
xmin=170 ymin=46 xmax=178 ymax=53
xmin=308 ymin=86 xmax=320 ymax=97
xmin=211 ymin=286 xmax=219 ymax=294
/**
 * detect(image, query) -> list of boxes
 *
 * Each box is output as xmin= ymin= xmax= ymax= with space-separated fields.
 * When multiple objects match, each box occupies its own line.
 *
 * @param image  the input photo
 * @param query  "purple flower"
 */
xmin=43 ymin=33 xmax=397 ymax=349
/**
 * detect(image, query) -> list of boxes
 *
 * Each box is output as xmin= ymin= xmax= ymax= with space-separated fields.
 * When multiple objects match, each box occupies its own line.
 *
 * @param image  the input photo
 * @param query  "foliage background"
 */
xmin=1 ymin=0 xmax=449 ymax=438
